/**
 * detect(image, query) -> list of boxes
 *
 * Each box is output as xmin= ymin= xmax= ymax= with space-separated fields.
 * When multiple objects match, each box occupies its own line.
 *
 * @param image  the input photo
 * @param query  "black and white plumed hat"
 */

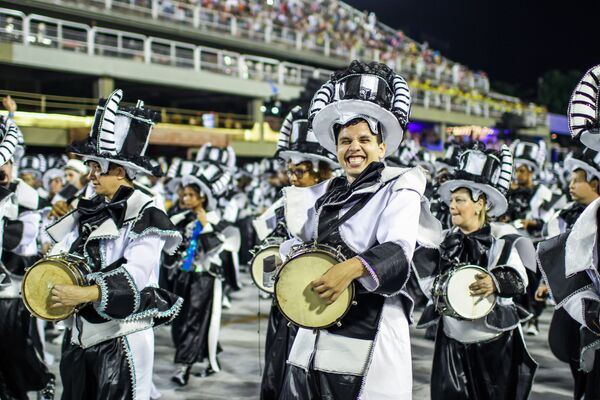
xmin=439 ymin=142 xmax=513 ymax=217
xmin=510 ymin=139 xmax=546 ymax=173
xmin=435 ymin=143 xmax=462 ymax=173
xmin=386 ymin=139 xmax=418 ymax=168
xmin=569 ymin=64 xmax=600 ymax=151
xmin=277 ymin=105 xmax=338 ymax=168
xmin=564 ymin=147 xmax=600 ymax=182
xmin=196 ymin=143 xmax=236 ymax=171
xmin=181 ymin=161 xmax=232 ymax=211
xmin=0 ymin=117 xmax=22 ymax=167
xmin=19 ymin=155 xmax=46 ymax=180
xmin=309 ymin=60 xmax=411 ymax=157
xmin=69 ymin=89 xmax=161 ymax=178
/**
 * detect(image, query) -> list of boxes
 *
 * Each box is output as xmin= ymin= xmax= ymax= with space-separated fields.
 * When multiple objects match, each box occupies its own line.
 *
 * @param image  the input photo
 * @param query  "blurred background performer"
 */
xmin=277 ymin=60 xmax=442 ymax=399
xmin=167 ymin=162 xmax=231 ymax=385
xmin=0 ymin=108 xmax=55 ymax=399
xmin=255 ymin=105 xmax=338 ymax=400
xmin=501 ymin=139 xmax=553 ymax=336
xmin=537 ymin=65 xmax=600 ymax=400
xmin=46 ymin=90 xmax=183 ymax=400
xmin=413 ymin=142 xmax=538 ymax=400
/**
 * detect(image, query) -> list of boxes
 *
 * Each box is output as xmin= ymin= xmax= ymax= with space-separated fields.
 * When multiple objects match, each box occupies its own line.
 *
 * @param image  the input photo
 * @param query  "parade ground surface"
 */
xmin=43 ymin=274 xmax=573 ymax=399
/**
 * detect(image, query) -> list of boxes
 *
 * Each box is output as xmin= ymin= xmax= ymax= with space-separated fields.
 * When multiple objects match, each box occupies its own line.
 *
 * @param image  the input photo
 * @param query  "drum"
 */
xmin=250 ymin=238 xmax=282 ymax=294
xmin=275 ymin=244 xmax=354 ymax=329
xmin=22 ymin=253 xmax=91 ymax=322
xmin=432 ymin=264 xmax=496 ymax=320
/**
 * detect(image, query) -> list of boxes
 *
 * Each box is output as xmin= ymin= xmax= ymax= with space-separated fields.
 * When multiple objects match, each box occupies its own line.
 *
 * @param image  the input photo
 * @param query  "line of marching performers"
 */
xmin=0 ymin=60 xmax=599 ymax=400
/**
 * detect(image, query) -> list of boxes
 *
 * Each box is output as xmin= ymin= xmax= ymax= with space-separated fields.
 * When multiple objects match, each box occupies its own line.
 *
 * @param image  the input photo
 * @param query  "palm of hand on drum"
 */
xmin=311 ymin=258 xmax=364 ymax=305
xmin=468 ymin=273 xmax=495 ymax=297
xmin=50 ymin=284 xmax=100 ymax=308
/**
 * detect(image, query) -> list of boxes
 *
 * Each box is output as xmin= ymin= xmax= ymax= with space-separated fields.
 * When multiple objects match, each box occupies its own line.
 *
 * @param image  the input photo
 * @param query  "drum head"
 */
xmin=446 ymin=266 xmax=496 ymax=320
xmin=22 ymin=259 xmax=79 ymax=321
xmin=250 ymin=245 xmax=279 ymax=294
xmin=275 ymin=251 xmax=352 ymax=329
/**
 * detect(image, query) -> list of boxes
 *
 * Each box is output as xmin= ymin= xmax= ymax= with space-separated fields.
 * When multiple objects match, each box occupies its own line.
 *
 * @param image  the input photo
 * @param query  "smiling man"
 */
xmin=275 ymin=61 xmax=442 ymax=400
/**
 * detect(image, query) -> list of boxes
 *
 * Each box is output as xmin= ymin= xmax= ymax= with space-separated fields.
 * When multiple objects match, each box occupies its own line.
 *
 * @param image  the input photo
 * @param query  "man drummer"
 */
xmin=276 ymin=61 xmax=442 ymax=399
xmin=537 ymin=64 xmax=600 ymax=400
xmin=45 ymin=90 xmax=183 ymax=399
xmin=256 ymin=105 xmax=338 ymax=400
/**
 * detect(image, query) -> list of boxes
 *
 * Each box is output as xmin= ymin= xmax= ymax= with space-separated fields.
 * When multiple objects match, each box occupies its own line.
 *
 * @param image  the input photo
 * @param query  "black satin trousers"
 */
xmin=0 ymin=299 xmax=53 ymax=399
xmin=431 ymin=323 xmax=536 ymax=400
xmin=60 ymin=331 xmax=132 ymax=400
xmin=261 ymin=303 xmax=298 ymax=400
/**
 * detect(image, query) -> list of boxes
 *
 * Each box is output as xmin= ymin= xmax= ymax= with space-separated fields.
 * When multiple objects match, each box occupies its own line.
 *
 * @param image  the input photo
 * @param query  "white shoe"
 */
xmin=222 ymin=295 xmax=231 ymax=310
xmin=526 ymin=321 xmax=539 ymax=336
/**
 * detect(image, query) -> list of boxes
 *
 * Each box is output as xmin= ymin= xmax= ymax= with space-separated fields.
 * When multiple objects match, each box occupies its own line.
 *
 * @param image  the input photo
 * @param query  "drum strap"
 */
xmin=316 ymin=191 xmax=377 ymax=244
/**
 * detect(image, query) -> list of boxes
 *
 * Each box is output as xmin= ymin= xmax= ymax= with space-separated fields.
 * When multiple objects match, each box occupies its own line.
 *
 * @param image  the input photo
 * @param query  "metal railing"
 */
xmin=0 ymin=8 xmax=547 ymax=125
xmin=0 ymin=89 xmax=254 ymax=129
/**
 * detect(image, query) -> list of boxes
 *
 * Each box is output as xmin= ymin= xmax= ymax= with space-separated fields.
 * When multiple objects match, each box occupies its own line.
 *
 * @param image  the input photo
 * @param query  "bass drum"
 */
xmin=250 ymin=238 xmax=282 ymax=294
xmin=275 ymin=244 xmax=354 ymax=329
xmin=432 ymin=264 xmax=496 ymax=320
xmin=22 ymin=253 xmax=91 ymax=322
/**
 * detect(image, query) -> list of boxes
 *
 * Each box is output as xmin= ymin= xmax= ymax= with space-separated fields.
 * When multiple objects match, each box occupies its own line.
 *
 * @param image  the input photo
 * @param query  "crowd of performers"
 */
xmin=0 ymin=60 xmax=599 ymax=400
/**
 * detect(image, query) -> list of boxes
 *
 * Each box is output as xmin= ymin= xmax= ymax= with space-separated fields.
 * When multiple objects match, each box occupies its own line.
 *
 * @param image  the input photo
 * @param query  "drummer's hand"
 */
xmin=469 ymin=273 xmax=496 ymax=297
xmin=535 ymin=283 xmax=549 ymax=302
xmin=48 ymin=201 xmax=72 ymax=219
xmin=50 ymin=284 xmax=100 ymax=308
xmin=311 ymin=258 xmax=365 ymax=305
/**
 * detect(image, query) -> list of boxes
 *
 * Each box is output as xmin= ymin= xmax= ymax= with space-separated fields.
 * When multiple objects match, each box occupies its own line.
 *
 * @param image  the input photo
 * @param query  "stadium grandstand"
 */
xmin=0 ymin=0 xmax=549 ymax=157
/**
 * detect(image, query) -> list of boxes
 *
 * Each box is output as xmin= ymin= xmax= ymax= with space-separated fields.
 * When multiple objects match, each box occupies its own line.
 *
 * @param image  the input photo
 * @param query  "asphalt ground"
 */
xmin=39 ymin=273 xmax=574 ymax=399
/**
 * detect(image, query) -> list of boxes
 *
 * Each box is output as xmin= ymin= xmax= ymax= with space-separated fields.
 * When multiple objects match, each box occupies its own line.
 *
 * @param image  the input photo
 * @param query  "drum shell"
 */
xmin=250 ymin=243 xmax=281 ymax=294
xmin=274 ymin=245 xmax=354 ymax=329
xmin=21 ymin=254 xmax=90 ymax=322
xmin=432 ymin=265 xmax=496 ymax=321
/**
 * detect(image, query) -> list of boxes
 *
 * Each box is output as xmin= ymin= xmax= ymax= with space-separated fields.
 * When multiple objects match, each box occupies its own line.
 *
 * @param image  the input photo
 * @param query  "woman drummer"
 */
xmin=167 ymin=161 xmax=232 ymax=386
xmin=256 ymin=105 xmax=338 ymax=400
xmin=413 ymin=142 xmax=538 ymax=400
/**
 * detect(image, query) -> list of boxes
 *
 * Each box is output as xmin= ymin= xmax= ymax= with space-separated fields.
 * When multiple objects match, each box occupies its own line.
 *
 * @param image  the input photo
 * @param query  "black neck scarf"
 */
xmin=315 ymin=161 xmax=385 ymax=210
xmin=440 ymin=224 xmax=493 ymax=271
xmin=559 ymin=202 xmax=586 ymax=230
xmin=69 ymin=185 xmax=134 ymax=257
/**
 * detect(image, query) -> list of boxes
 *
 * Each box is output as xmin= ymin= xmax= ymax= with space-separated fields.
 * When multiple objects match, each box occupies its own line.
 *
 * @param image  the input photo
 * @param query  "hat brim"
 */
xmin=42 ymin=168 xmax=65 ymax=190
xmin=166 ymin=177 xmax=182 ymax=194
xmin=434 ymin=161 xmax=456 ymax=174
xmin=514 ymin=158 xmax=539 ymax=173
xmin=79 ymin=154 xmax=153 ymax=178
xmin=181 ymin=175 xmax=216 ymax=211
xmin=439 ymin=179 xmax=508 ymax=217
xmin=19 ymin=168 xmax=42 ymax=180
xmin=564 ymin=157 xmax=600 ymax=181
xmin=311 ymin=100 xmax=403 ymax=157
xmin=580 ymin=131 xmax=600 ymax=152
xmin=278 ymin=150 xmax=339 ymax=169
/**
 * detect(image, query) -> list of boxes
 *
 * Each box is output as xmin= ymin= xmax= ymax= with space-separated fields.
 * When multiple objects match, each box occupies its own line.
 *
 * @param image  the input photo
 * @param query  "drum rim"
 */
xmin=274 ymin=245 xmax=354 ymax=329
xmin=442 ymin=264 xmax=497 ymax=321
xmin=21 ymin=255 xmax=87 ymax=322
xmin=249 ymin=244 xmax=280 ymax=294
